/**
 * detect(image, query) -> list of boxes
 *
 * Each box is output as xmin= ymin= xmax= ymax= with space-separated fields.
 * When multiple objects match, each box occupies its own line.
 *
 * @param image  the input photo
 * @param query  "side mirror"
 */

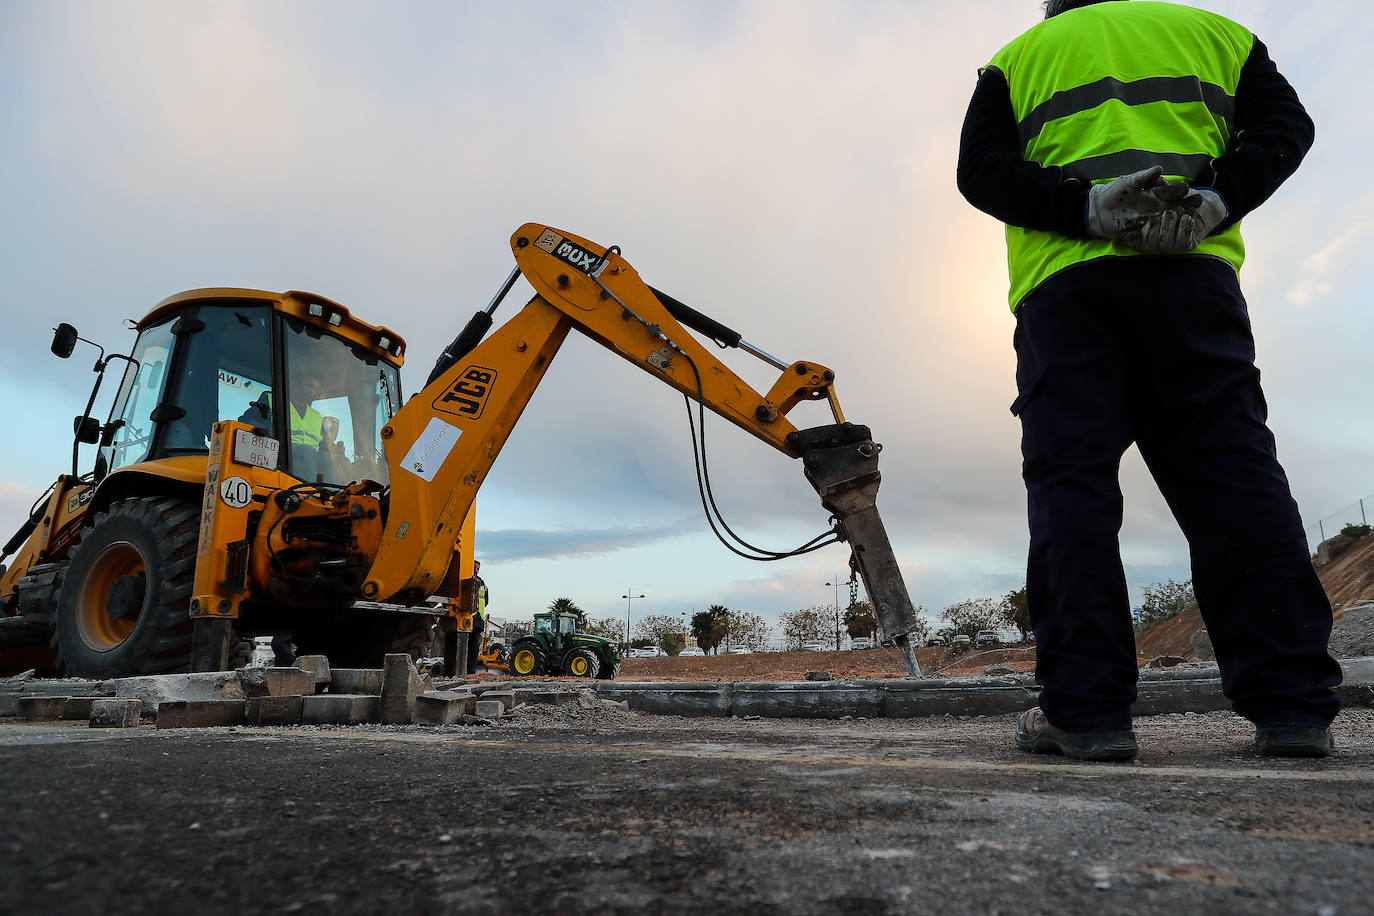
xmin=321 ymin=415 xmax=340 ymax=445
xmin=51 ymin=324 xmax=79 ymax=359
xmin=100 ymin=419 xmax=125 ymax=447
xmin=73 ymin=416 xmax=101 ymax=444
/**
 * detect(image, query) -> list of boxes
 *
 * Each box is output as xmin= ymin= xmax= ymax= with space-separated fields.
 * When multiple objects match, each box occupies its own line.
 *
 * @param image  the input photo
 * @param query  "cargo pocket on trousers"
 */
xmin=1009 ymin=371 xmax=1043 ymax=417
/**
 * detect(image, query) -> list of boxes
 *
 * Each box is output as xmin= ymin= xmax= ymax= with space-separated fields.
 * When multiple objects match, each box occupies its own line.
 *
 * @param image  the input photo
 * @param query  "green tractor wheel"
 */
xmin=510 ymin=641 xmax=546 ymax=677
xmin=565 ymin=647 xmax=601 ymax=678
xmin=596 ymin=659 xmax=621 ymax=680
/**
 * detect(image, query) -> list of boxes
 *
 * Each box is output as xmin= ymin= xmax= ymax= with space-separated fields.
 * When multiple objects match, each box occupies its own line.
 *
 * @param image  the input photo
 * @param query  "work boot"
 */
xmin=1256 ymin=724 xmax=1333 ymax=758
xmin=1015 ymin=707 xmax=1138 ymax=762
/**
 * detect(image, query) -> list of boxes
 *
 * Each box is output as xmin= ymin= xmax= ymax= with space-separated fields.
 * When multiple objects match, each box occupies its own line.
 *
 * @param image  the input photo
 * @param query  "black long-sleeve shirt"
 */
xmin=956 ymin=37 xmax=1314 ymax=238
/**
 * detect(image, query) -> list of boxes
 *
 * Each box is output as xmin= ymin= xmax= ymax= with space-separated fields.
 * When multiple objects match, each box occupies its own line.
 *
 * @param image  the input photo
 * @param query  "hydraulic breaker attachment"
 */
xmin=790 ymin=423 xmax=922 ymax=677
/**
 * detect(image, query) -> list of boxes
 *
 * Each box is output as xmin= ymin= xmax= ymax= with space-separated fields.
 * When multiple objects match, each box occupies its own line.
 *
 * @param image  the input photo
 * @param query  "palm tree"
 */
xmin=547 ymin=597 xmax=584 ymax=616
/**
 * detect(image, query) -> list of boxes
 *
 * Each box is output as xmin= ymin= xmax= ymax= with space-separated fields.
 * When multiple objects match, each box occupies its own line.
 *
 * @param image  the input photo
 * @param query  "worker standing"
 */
xmin=958 ymin=0 xmax=1341 ymax=759
xmin=464 ymin=561 xmax=490 ymax=675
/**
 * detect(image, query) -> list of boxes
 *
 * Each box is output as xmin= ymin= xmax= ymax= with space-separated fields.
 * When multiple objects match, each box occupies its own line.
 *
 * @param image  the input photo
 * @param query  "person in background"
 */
xmin=464 ymin=561 xmax=490 ymax=675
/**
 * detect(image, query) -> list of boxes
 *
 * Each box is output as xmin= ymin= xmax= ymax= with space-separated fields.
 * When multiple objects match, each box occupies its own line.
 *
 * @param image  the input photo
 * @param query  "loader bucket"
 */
xmin=791 ymin=423 xmax=923 ymax=677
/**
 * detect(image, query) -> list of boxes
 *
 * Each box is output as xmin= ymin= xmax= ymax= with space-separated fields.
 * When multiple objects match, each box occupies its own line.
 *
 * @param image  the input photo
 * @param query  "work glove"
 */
xmin=1125 ymin=186 xmax=1229 ymax=252
xmin=1086 ymin=166 xmax=1170 ymax=239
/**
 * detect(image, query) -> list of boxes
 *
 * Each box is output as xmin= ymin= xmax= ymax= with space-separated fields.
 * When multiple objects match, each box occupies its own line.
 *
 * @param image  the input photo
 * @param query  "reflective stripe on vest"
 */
xmin=290 ymin=403 xmax=323 ymax=448
xmin=984 ymin=1 xmax=1253 ymax=310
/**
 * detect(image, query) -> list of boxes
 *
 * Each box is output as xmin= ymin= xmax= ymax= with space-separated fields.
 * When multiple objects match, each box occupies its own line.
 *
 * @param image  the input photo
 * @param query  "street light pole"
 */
xmin=622 ymin=588 xmax=645 ymax=648
xmin=825 ymin=576 xmax=842 ymax=650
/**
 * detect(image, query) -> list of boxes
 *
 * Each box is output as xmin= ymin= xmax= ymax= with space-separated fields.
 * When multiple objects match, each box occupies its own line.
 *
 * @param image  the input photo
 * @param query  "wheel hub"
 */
xmin=106 ymin=574 xmax=146 ymax=620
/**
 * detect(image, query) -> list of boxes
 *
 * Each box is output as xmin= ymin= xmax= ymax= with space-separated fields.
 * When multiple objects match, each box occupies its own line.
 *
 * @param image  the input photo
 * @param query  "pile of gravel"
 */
xmin=496 ymin=688 xmax=642 ymax=727
xmin=1330 ymin=602 xmax=1374 ymax=658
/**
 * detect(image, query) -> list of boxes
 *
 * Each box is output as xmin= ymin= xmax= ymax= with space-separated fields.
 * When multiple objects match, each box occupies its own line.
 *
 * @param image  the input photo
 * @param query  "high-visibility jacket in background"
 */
xmin=289 ymin=402 xmax=323 ymax=449
xmin=983 ymin=1 xmax=1252 ymax=308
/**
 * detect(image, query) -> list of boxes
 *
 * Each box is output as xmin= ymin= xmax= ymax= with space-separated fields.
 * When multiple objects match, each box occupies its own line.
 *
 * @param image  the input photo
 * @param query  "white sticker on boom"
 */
xmin=220 ymin=476 xmax=253 ymax=509
xmin=401 ymin=417 xmax=462 ymax=482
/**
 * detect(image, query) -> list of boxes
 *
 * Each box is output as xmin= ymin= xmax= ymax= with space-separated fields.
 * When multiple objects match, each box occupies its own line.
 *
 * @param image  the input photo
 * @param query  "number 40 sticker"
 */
xmin=219 ymin=476 xmax=253 ymax=509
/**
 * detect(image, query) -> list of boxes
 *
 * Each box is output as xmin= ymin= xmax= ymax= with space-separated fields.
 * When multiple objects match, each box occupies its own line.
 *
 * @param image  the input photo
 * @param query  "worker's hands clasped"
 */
xmin=1124 ymin=186 xmax=1227 ymax=252
xmin=1088 ymin=166 xmax=1227 ymax=252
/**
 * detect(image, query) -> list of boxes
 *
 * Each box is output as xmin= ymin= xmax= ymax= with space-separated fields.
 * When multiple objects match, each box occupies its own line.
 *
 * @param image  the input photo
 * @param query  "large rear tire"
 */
xmin=565 ymin=647 xmax=600 ymax=678
xmin=596 ymin=659 xmax=621 ymax=681
xmin=510 ymin=641 xmax=546 ymax=677
xmin=52 ymin=497 xmax=199 ymax=678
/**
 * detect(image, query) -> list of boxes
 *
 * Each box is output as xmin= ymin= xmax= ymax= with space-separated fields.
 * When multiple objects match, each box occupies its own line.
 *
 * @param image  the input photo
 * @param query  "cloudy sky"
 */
xmin=3 ymin=1 xmax=1371 ymax=641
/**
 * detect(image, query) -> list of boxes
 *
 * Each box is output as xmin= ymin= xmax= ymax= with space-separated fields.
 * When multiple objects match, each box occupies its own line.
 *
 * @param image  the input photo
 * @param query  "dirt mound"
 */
xmin=616 ymin=644 xmax=1037 ymax=682
xmin=1320 ymin=535 xmax=1374 ymax=611
xmin=1133 ymin=537 xmax=1374 ymax=661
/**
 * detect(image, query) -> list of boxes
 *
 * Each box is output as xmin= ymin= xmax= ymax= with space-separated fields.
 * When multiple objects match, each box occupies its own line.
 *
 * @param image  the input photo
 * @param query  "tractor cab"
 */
xmin=532 ymin=610 xmax=580 ymax=652
xmin=62 ymin=288 xmax=405 ymax=489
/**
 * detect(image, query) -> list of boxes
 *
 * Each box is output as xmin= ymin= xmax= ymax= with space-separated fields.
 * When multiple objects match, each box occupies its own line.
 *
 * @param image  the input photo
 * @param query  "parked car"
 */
xmin=726 ymin=646 xmax=753 ymax=654
xmin=850 ymin=637 xmax=874 ymax=650
xmin=632 ymin=646 xmax=667 ymax=658
xmin=925 ymin=635 xmax=947 ymax=647
xmin=678 ymin=646 xmax=705 ymax=657
xmin=975 ymin=630 xmax=1000 ymax=648
xmin=800 ymin=641 xmax=825 ymax=652
xmin=951 ymin=634 xmax=972 ymax=649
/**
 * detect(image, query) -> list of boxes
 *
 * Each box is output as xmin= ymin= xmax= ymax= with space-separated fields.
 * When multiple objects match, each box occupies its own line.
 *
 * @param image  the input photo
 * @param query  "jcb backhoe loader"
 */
xmin=0 ymin=224 xmax=924 ymax=679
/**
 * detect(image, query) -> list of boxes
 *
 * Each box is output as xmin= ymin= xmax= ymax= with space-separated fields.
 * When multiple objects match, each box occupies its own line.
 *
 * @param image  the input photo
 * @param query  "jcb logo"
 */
xmin=433 ymin=366 xmax=497 ymax=420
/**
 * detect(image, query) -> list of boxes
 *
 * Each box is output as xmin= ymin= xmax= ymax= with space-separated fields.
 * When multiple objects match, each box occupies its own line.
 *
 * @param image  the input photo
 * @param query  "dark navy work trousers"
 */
xmin=1012 ymin=257 xmax=1341 ymax=732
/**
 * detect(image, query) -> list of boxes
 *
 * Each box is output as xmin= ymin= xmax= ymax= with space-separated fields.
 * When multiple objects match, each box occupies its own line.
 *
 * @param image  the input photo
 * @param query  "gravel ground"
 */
xmin=4 ymin=705 xmax=1370 ymax=915
xmin=1330 ymin=603 xmax=1374 ymax=658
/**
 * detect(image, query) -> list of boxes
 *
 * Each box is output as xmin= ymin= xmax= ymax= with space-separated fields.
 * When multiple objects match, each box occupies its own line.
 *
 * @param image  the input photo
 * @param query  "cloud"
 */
xmin=476 ymin=520 xmax=696 ymax=563
xmin=1287 ymin=219 xmax=1370 ymax=306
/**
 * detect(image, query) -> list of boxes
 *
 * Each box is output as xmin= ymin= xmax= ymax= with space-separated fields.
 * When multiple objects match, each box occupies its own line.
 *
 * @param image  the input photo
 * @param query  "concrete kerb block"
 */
xmin=294 ymin=655 xmax=331 ymax=692
xmin=17 ymin=696 xmax=68 ymax=719
xmin=733 ymin=682 xmax=883 ymax=720
xmin=156 ymin=700 xmax=247 ymax=729
xmin=878 ymin=681 xmax=1039 ymax=719
xmin=473 ymin=699 xmax=506 ymax=719
xmin=238 ymin=667 xmax=317 ymax=699
xmin=62 ymin=696 xmax=99 ymax=720
xmin=597 ymin=681 xmax=733 ymax=717
xmin=479 ymin=690 xmax=515 ymax=712
xmin=89 ymin=698 xmax=142 ymax=728
xmin=329 ymin=669 xmax=383 ymax=696
xmin=380 ymin=654 xmax=427 ymax=725
xmin=301 ymin=694 xmax=380 ymax=725
xmin=116 ymin=672 xmax=244 ymax=717
xmin=414 ymin=690 xmax=477 ymax=726
xmin=513 ymin=689 xmax=576 ymax=707
xmin=246 ymin=695 xmax=305 ymax=726
xmin=1132 ymin=677 xmax=1230 ymax=716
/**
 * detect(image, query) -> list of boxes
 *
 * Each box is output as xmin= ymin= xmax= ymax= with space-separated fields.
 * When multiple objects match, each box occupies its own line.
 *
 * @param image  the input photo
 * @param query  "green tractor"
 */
xmin=508 ymin=610 xmax=620 ymax=679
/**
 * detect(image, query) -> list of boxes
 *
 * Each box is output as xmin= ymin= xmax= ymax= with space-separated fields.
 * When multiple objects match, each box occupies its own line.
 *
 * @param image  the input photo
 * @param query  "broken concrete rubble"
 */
xmin=329 ymin=669 xmax=382 ymax=696
xmin=380 ymin=654 xmax=427 ymax=725
xmin=414 ymin=690 xmax=477 ymax=726
xmin=245 ymin=695 xmax=304 ymax=726
xmin=89 ymin=698 xmax=141 ymax=728
xmin=156 ymin=700 xmax=246 ymax=729
xmin=238 ymin=667 xmax=316 ymax=699
xmin=301 ymin=694 xmax=380 ymax=726
xmin=116 ymin=672 xmax=243 ymax=716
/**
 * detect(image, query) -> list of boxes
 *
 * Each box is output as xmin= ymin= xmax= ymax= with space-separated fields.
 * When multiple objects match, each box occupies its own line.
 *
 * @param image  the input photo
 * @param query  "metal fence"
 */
xmin=1306 ymin=492 xmax=1374 ymax=549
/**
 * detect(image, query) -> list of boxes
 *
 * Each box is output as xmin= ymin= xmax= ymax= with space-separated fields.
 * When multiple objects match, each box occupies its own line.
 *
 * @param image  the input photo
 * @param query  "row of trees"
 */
xmin=504 ymin=578 xmax=1196 ymax=653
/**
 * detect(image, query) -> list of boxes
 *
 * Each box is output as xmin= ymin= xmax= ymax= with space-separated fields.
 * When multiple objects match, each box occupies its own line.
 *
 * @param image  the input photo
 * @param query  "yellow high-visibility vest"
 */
xmin=289 ymin=402 xmax=323 ymax=448
xmin=984 ymin=1 xmax=1252 ymax=310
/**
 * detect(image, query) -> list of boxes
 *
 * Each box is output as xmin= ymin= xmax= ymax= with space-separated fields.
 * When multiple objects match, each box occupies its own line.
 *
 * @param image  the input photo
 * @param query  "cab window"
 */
xmin=102 ymin=320 xmax=175 ymax=472
xmin=162 ymin=306 xmax=274 ymax=453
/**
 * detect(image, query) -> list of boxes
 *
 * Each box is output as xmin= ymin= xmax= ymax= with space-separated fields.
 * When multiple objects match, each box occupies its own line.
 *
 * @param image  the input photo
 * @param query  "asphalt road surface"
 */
xmin=2 ymin=708 xmax=1371 ymax=915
